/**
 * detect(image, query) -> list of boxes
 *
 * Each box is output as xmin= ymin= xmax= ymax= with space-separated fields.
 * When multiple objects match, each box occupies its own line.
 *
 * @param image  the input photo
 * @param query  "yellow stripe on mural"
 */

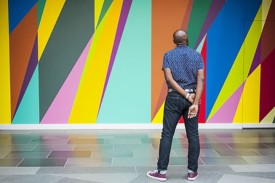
xmin=69 ymin=0 xmax=123 ymax=123
xmin=207 ymin=3 xmax=271 ymax=121
xmin=152 ymin=102 xmax=164 ymax=124
xmin=232 ymin=85 xmax=243 ymax=123
xmin=234 ymin=66 xmax=261 ymax=123
xmin=261 ymin=107 xmax=275 ymax=123
xmin=94 ymin=0 xmax=104 ymax=29
xmin=38 ymin=0 xmax=65 ymax=61
xmin=0 ymin=0 xmax=11 ymax=124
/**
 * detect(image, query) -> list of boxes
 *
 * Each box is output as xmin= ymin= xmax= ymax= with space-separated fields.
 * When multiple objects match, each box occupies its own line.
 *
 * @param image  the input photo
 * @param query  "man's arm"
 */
xmin=188 ymin=69 xmax=204 ymax=118
xmin=163 ymin=68 xmax=195 ymax=102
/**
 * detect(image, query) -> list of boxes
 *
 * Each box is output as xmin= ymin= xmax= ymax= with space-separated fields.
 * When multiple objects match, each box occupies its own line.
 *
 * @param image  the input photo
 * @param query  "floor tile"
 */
xmin=229 ymin=164 xmax=275 ymax=172
xmin=92 ymin=150 xmax=134 ymax=158
xmin=0 ymin=152 xmax=9 ymax=158
xmin=53 ymin=173 xmax=138 ymax=183
xmin=0 ymin=167 xmax=39 ymax=175
xmin=36 ymin=167 xmax=136 ymax=174
xmin=3 ymin=151 xmax=51 ymax=159
xmin=104 ymin=138 xmax=142 ymax=144
xmin=263 ymin=143 xmax=275 ymax=148
xmin=18 ymin=158 xmax=67 ymax=167
xmin=68 ymin=139 xmax=104 ymax=145
xmin=114 ymin=144 xmax=154 ymax=151
xmin=0 ymin=175 xmax=62 ymax=183
xmin=0 ymin=137 xmax=32 ymax=145
xmin=200 ymin=143 xmax=231 ymax=149
xmin=256 ymin=149 xmax=275 ymax=156
xmin=242 ymin=156 xmax=275 ymax=164
xmin=53 ymin=177 xmax=101 ymax=183
xmin=0 ymin=145 xmax=36 ymax=151
xmin=74 ymin=144 xmax=113 ymax=151
xmin=65 ymin=158 xmax=112 ymax=167
xmin=201 ymin=157 xmax=248 ymax=165
xmin=48 ymin=151 xmax=92 ymax=158
xmin=112 ymin=157 xmax=157 ymax=166
xmin=34 ymin=144 xmax=75 ymax=151
xmin=29 ymin=139 xmax=69 ymax=145
xmin=0 ymin=159 xmax=22 ymax=167
xmin=215 ymin=149 xmax=260 ymax=156
xmin=217 ymin=174 xmax=275 ymax=183
xmin=227 ymin=143 xmax=270 ymax=149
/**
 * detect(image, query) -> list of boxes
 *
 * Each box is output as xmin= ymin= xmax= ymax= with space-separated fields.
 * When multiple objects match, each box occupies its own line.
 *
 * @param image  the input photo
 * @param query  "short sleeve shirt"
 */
xmin=162 ymin=45 xmax=204 ymax=89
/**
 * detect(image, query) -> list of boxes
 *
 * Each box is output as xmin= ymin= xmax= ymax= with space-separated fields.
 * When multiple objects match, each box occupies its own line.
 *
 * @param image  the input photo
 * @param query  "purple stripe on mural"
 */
xmin=99 ymin=0 xmax=133 ymax=112
xmin=14 ymin=36 xmax=38 ymax=117
xmin=194 ymin=0 xmax=225 ymax=49
xmin=207 ymin=83 xmax=244 ymax=123
xmin=249 ymin=39 xmax=261 ymax=76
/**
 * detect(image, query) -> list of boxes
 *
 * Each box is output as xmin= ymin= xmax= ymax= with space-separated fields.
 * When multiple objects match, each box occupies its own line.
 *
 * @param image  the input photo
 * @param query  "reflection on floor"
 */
xmin=0 ymin=129 xmax=275 ymax=183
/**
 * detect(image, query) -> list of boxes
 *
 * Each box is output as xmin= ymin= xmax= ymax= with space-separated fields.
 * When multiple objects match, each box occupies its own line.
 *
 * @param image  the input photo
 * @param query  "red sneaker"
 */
xmin=147 ymin=170 xmax=167 ymax=182
xmin=188 ymin=172 xmax=198 ymax=181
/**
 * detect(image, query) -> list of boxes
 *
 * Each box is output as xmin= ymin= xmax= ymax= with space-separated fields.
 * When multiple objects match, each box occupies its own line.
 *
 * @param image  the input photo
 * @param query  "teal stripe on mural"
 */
xmin=13 ymin=66 xmax=39 ymax=124
xmin=38 ymin=0 xmax=46 ymax=27
xmin=187 ymin=0 xmax=212 ymax=49
xmin=97 ymin=0 xmax=151 ymax=124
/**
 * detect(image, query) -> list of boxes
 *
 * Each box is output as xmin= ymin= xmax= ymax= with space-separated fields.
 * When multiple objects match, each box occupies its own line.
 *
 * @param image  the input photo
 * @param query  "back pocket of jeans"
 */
xmin=165 ymin=95 xmax=179 ymax=111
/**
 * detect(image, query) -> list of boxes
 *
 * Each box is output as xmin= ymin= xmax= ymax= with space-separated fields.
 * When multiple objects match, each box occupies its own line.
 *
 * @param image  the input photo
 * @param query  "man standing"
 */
xmin=147 ymin=29 xmax=204 ymax=181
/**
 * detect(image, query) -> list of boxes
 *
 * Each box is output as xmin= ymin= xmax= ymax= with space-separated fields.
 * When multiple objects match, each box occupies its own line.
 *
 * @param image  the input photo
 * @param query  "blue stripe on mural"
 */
xmin=194 ymin=0 xmax=225 ymax=49
xmin=206 ymin=0 xmax=261 ymax=118
xmin=97 ymin=0 xmax=151 ymax=124
xmin=8 ymin=0 xmax=37 ymax=33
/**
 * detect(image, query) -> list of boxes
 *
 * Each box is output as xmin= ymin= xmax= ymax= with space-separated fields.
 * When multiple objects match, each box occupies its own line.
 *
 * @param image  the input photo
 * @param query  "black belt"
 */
xmin=168 ymin=88 xmax=196 ymax=93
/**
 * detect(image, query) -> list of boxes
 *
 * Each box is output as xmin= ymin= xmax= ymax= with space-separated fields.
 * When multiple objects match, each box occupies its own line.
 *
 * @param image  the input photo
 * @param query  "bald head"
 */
xmin=173 ymin=29 xmax=189 ymax=46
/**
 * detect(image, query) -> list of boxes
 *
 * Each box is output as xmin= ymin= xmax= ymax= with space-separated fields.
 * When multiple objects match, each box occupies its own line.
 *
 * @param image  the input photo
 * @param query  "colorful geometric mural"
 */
xmin=0 ymin=0 xmax=274 ymax=125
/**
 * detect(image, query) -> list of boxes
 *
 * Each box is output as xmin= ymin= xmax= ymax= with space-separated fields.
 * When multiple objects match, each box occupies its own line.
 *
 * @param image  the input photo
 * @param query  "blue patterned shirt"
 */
xmin=162 ymin=45 xmax=204 ymax=89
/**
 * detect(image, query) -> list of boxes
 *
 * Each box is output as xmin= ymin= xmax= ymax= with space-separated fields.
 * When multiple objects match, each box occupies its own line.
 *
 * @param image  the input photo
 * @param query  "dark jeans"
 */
xmin=157 ymin=91 xmax=200 ymax=173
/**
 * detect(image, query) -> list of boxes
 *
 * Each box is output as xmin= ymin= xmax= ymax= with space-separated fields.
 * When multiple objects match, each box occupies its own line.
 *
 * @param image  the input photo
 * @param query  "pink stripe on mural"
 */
xmin=207 ymin=83 xmax=244 ymax=123
xmin=41 ymin=38 xmax=92 ymax=124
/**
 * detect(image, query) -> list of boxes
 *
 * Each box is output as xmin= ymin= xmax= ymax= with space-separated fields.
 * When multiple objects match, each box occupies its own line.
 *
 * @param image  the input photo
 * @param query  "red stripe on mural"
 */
xmin=199 ymin=36 xmax=207 ymax=123
xmin=260 ymin=50 xmax=275 ymax=121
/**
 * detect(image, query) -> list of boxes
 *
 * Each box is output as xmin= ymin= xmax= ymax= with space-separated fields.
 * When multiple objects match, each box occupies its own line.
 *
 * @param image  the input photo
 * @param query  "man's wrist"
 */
xmin=186 ymin=93 xmax=190 ymax=99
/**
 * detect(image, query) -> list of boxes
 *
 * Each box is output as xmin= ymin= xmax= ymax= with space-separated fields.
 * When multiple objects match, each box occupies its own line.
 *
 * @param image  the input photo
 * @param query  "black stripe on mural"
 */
xmin=39 ymin=0 xmax=94 ymax=120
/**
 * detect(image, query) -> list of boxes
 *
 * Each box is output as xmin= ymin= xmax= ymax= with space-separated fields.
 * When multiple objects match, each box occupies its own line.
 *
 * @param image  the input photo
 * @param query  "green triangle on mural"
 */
xmin=187 ymin=0 xmax=212 ymax=49
xmin=38 ymin=0 xmax=46 ymax=27
xmin=97 ymin=0 xmax=113 ymax=28
xmin=13 ymin=66 xmax=40 ymax=124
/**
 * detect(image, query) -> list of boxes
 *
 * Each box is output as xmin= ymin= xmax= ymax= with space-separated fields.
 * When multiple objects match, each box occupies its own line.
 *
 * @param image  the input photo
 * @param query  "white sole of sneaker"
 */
xmin=147 ymin=172 xmax=167 ymax=182
xmin=188 ymin=174 xmax=198 ymax=181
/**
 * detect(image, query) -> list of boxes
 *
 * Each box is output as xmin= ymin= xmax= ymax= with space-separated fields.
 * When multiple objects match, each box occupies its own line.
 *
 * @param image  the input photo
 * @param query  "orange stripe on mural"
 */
xmin=10 ymin=5 xmax=37 ymax=119
xmin=152 ymin=0 xmax=190 ymax=121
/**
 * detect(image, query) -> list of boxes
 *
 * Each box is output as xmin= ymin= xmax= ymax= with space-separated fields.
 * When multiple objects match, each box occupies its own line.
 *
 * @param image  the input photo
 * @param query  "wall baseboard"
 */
xmin=0 ymin=123 xmax=274 ymax=130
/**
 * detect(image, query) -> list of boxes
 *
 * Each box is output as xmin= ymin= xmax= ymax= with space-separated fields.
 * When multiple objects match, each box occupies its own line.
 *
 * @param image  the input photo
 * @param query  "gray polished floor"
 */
xmin=0 ymin=129 xmax=275 ymax=183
